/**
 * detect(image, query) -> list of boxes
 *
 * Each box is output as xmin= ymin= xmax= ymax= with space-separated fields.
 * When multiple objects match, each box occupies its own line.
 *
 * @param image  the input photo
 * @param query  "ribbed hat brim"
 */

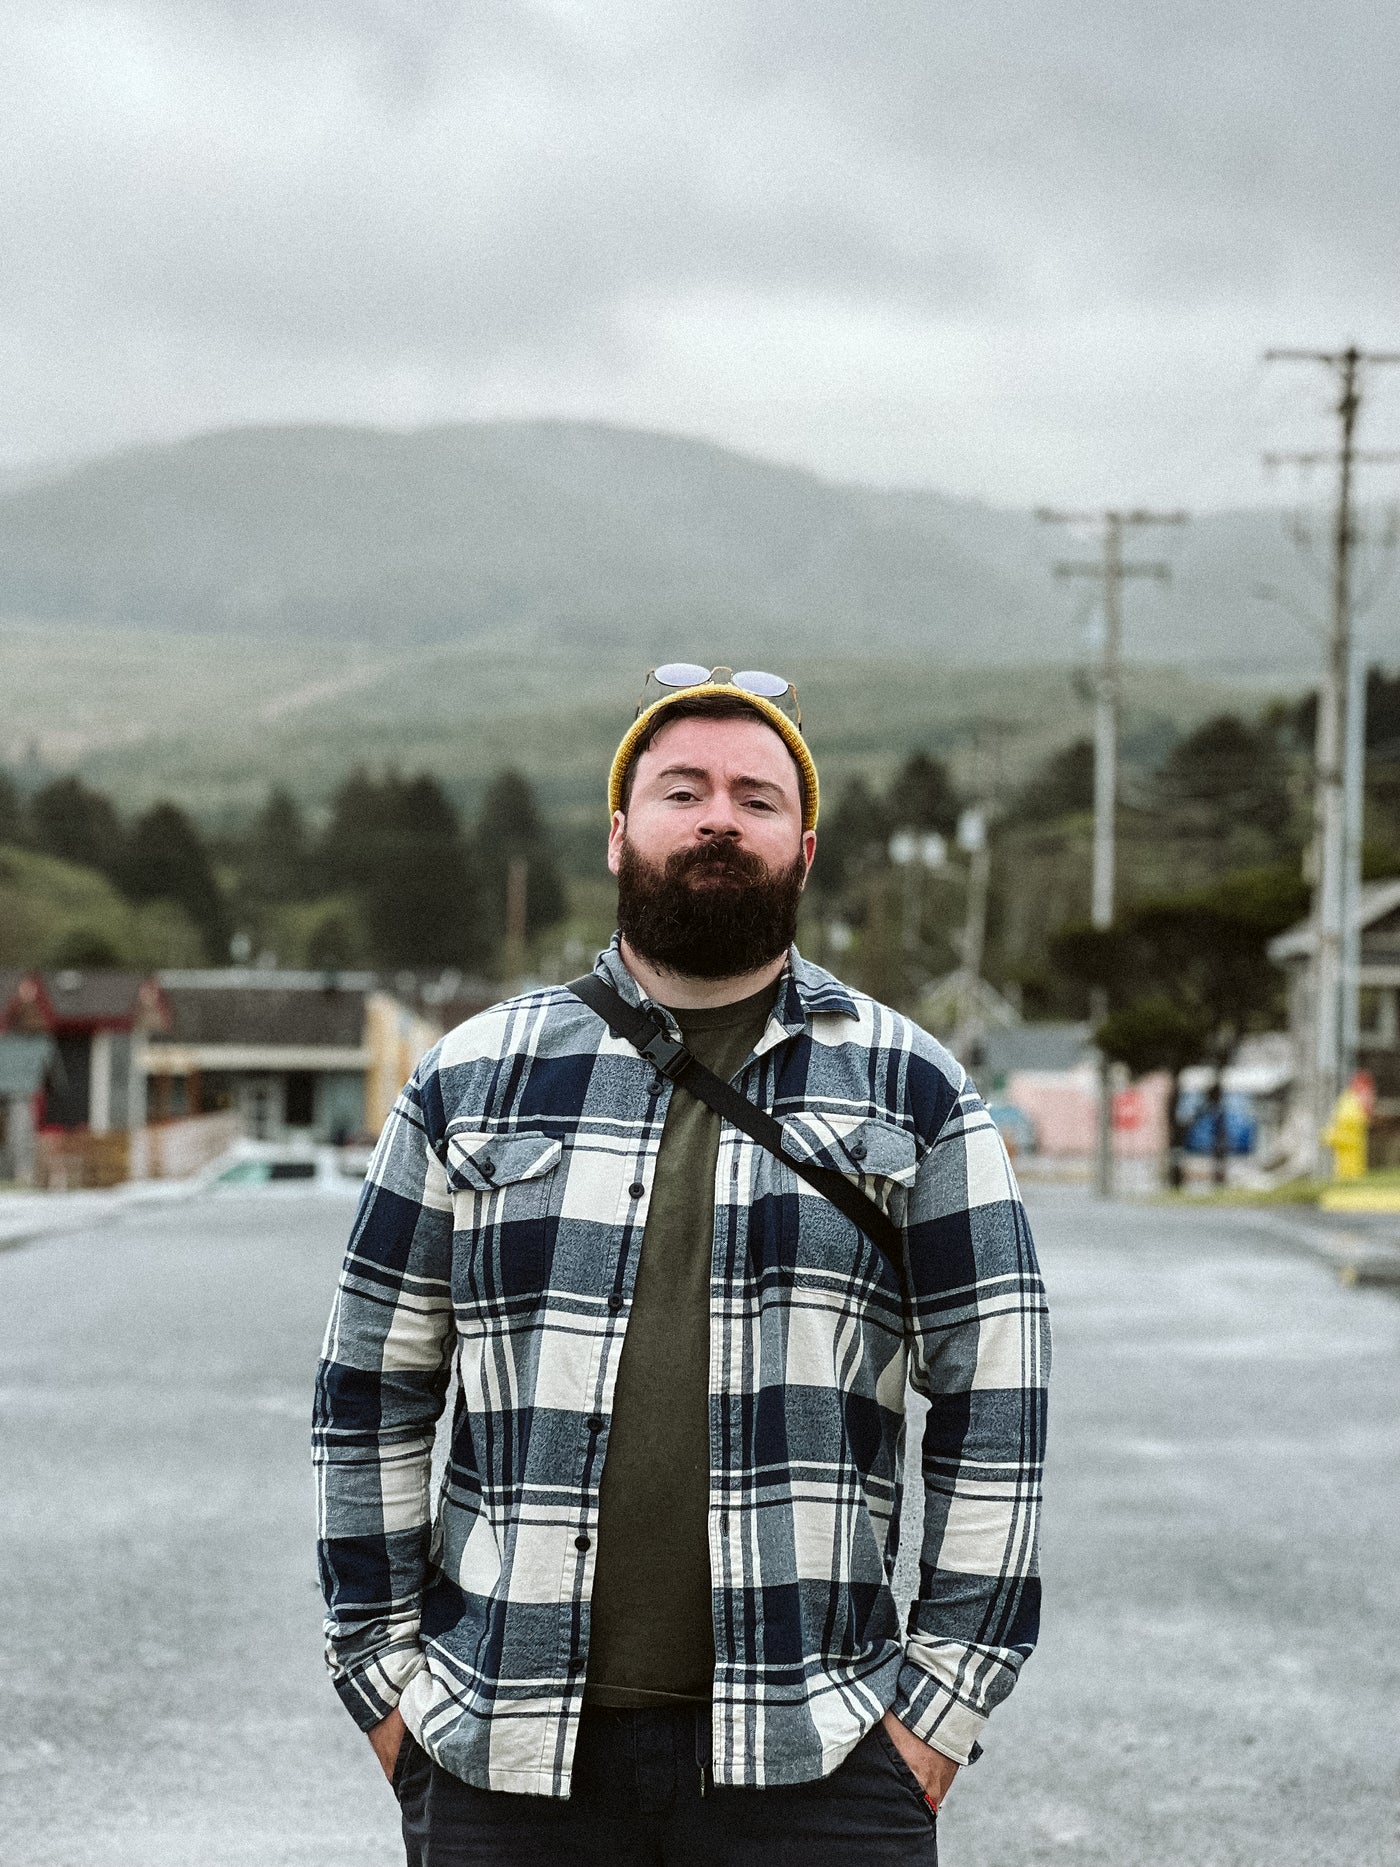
xmin=608 ymin=685 xmax=819 ymax=830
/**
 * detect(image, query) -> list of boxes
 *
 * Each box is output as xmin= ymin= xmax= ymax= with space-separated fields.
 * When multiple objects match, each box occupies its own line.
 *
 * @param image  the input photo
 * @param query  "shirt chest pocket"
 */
xmin=780 ymin=1112 xmax=918 ymax=1192
xmin=766 ymin=1113 xmax=919 ymax=1286
xmin=443 ymin=1129 xmax=563 ymax=1308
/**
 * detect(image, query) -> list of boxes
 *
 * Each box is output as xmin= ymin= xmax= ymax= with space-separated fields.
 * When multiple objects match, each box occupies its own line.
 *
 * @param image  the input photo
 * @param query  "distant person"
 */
xmin=314 ymin=667 xmax=1050 ymax=1865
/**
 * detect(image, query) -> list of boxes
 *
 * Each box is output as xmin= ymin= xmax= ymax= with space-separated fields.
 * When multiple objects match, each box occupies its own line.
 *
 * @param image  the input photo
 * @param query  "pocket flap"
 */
xmin=444 ymin=1130 xmax=562 ymax=1194
xmin=779 ymin=1113 xmax=918 ymax=1185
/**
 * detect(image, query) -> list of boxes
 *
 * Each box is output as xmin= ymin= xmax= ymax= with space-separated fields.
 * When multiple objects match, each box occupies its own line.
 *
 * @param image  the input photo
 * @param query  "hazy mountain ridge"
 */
xmin=0 ymin=419 xmax=1331 ymax=670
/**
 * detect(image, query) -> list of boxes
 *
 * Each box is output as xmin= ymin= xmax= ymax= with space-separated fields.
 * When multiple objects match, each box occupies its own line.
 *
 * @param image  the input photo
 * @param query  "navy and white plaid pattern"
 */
xmin=314 ymin=938 xmax=1049 ymax=1796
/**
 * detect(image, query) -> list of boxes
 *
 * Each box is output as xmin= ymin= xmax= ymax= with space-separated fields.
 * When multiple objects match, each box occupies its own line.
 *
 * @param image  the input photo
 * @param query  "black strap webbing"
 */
xmin=565 ymin=973 xmax=904 ymax=1283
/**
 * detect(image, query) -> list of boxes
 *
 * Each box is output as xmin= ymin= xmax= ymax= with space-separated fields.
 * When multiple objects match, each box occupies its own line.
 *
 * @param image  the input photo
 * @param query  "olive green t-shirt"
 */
xmin=584 ymin=980 xmax=778 ymax=1708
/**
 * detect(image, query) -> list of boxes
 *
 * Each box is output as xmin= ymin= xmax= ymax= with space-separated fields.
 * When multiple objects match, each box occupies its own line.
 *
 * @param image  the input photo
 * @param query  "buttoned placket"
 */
xmin=565 ymin=1056 xmax=673 ymax=1693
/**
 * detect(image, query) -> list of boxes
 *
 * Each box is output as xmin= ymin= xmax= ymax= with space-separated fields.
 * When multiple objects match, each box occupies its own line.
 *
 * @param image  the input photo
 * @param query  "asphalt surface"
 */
xmin=1 ymin=1186 xmax=1397 ymax=1866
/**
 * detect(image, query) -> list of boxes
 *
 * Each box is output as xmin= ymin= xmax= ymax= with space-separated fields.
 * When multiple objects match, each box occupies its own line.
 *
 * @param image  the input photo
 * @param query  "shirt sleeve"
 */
xmin=890 ymin=1074 xmax=1051 ymax=1766
xmin=312 ymin=1054 xmax=456 ymax=1731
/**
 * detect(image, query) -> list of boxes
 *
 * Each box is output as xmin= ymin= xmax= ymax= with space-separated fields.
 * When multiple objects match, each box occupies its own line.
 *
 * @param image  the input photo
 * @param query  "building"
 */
xmin=1270 ymin=879 xmax=1400 ymax=1163
xmin=0 ymin=970 xmax=170 ymax=1185
xmin=0 ymin=1031 xmax=54 ymax=1184
xmin=0 ymin=963 xmax=501 ymax=1181
xmin=142 ymin=970 xmax=449 ymax=1143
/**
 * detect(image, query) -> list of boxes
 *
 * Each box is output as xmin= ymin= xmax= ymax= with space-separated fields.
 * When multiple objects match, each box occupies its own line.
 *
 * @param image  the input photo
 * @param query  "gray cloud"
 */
xmin=2 ymin=0 xmax=1399 ymax=505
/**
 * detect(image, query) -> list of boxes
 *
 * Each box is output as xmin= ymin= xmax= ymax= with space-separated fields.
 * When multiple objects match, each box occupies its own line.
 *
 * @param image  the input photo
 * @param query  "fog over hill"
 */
xmin=0 ymin=421 xmax=1341 ymax=672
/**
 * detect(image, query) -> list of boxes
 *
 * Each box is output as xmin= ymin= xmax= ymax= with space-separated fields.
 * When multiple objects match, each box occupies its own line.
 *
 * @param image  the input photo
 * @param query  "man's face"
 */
xmin=609 ymin=714 xmax=814 ymax=878
xmin=607 ymin=714 xmax=818 ymax=979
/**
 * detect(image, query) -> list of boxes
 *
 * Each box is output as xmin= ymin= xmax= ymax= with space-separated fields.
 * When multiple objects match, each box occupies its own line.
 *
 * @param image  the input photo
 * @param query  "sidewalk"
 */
xmin=0 ymin=1181 xmax=192 ymax=1252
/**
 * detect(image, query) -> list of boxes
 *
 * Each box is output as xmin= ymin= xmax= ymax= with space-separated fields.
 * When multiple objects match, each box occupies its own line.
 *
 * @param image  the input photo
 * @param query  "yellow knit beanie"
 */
xmin=608 ymin=683 xmax=819 ymax=830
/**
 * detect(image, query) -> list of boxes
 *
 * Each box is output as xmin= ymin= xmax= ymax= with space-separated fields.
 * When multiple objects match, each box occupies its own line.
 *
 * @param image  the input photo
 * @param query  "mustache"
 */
xmin=667 ymin=839 xmax=766 ymax=881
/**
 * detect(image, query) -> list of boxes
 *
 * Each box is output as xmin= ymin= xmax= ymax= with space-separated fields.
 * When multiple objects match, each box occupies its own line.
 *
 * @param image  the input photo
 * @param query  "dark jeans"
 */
xmin=394 ymin=1705 xmax=938 ymax=1866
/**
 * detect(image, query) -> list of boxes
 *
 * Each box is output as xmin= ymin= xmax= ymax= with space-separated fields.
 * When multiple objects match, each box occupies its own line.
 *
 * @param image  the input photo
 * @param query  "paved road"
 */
xmin=2 ymin=1187 xmax=1397 ymax=1866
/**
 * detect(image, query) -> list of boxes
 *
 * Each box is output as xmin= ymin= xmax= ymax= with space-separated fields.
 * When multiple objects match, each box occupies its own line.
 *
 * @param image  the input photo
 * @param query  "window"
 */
xmin=285 ymin=1072 xmax=316 ymax=1128
xmin=1358 ymin=987 xmax=1398 ymax=1049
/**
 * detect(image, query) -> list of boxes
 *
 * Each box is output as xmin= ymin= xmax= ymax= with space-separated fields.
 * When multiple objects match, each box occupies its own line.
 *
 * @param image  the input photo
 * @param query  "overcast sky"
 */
xmin=5 ymin=0 xmax=1400 ymax=507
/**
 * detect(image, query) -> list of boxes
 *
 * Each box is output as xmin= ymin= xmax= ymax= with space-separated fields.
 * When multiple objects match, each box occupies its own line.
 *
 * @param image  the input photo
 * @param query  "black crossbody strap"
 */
xmin=566 ymin=974 xmax=904 ymax=1282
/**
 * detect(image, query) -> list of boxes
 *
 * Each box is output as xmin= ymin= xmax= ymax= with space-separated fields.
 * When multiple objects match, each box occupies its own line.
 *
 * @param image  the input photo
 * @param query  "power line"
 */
xmin=1037 ymin=505 xmax=1188 ymax=1197
xmin=1264 ymin=346 xmax=1400 ymax=1171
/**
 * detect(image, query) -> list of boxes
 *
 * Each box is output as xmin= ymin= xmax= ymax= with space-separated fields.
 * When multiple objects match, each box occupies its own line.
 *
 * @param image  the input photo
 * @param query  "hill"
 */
xmin=0 ymin=420 xmax=1329 ymax=672
xmin=0 ymin=845 xmax=205 ymax=969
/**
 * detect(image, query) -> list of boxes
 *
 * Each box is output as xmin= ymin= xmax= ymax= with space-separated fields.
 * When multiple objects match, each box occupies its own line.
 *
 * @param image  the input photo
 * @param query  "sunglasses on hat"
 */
xmin=637 ymin=663 xmax=802 ymax=728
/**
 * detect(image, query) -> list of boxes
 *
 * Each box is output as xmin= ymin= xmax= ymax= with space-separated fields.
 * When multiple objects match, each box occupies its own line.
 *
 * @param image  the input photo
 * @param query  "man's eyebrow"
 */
xmin=653 ymin=764 xmax=787 ymax=798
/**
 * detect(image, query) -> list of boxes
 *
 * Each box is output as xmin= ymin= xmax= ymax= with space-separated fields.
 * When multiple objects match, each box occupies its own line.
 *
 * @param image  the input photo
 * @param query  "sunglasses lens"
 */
xmin=653 ymin=662 xmax=712 ymax=689
xmin=733 ymin=669 xmax=790 ymax=699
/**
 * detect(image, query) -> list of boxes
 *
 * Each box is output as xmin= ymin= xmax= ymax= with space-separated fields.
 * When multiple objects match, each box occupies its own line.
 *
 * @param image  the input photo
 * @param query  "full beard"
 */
xmin=616 ymin=836 xmax=807 ymax=980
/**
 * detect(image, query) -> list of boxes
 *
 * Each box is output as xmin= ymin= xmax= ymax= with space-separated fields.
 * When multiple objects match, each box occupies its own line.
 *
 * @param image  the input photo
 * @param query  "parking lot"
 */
xmin=2 ymin=1185 xmax=1397 ymax=1866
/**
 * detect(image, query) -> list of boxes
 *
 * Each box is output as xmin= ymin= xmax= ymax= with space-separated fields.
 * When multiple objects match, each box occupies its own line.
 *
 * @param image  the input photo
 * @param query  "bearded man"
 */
xmin=314 ymin=669 xmax=1049 ymax=1866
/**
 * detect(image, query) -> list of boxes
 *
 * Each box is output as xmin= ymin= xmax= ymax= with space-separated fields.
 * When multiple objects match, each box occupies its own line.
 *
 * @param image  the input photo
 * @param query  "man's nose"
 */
xmin=696 ymin=796 xmax=743 ymax=838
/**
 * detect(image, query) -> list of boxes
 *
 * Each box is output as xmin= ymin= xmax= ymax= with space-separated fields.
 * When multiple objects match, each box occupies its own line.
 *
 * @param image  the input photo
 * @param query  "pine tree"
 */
xmin=30 ymin=775 xmax=125 ymax=875
xmin=885 ymin=752 xmax=959 ymax=835
xmin=0 ymin=770 xmax=24 ymax=848
xmin=369 ymin=774 xmax=490 ymax=968
xmin=813 ymin=774 xmax=891 ymax=897
xmin=1151 ymin=715 xmax=1295 ymax=853
xmin=1014 ymin=739 xmax=1095 ymax=822
xmin=320 ymin=767 xmax=390 ymax=896
xmin=119 ymin=802 xmax=229 ymax=961
xmin=475 ymin=769 xmax=567 ymax=945
xmin=243 ymin=787 xmax=311 ymax=903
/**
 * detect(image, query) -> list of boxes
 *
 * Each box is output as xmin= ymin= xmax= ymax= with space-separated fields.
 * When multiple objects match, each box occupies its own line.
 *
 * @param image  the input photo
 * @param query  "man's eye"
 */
xmin=666 ymin=789 xmax=697 ymax=802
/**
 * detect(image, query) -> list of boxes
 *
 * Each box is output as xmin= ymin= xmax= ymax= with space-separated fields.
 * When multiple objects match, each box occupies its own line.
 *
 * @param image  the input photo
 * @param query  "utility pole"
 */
xmin=1038 ymin=506 xmax=1188 ymax=1195
xmin=503 ymin=854 xmax=529 ymax=983
xmin=1264 ymin=346 xmax=1400 ymax=1171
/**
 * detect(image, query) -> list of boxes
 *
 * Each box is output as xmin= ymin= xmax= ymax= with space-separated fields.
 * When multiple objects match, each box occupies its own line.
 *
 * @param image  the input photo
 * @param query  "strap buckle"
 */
xmin=639 ymin=1027 xmax=692 ymax=1081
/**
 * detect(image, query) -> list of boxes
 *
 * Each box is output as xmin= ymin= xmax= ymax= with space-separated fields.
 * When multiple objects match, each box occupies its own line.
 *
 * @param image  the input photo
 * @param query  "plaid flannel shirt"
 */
xmin=314 ymin=937 xmax=1048 ymax=1796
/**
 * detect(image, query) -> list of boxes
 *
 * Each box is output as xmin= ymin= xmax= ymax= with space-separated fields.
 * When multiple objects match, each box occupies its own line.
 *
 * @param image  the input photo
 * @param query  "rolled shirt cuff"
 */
xmin=891 ymin=1653 xmax=989 ymax=1767
xmin=328 ymin=1638 xmax=426 ymax=1733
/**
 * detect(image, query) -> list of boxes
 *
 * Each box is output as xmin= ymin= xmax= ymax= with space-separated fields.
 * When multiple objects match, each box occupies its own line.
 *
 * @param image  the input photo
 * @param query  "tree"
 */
xmin=1014 ymin=739 xmax=1094 ymax=823
xmin=885 ymin=751 xmax=959 ymax=835
xmin=1050 ymin=869 xmax=1301 ymax=1186
xmin=30 ymin=775 xmax=125 ymax=875
xmin=1150 ymin=714 xmax=1295 ymax=853
xmin=475 ymin=769 xmax=566 ymax=947
xmin=320 ymin=769 xmax=488 ymax=969
xmin=1095 ymin=997 xmax=1215 ymax=1187
xmin=0 ymin=771 xmax=23 ymax=847
xmin=242 ymin=787 xmax=311 ymax=904
xmin=812 ymin=774 xmax=891 ymax=899
xmin=118 ymin=802 xmax=229 ymax=961
xmin=320 ymin=766 xmax=391 ymax=897
xmin=305 ymin=904 xmax=363 ymax=970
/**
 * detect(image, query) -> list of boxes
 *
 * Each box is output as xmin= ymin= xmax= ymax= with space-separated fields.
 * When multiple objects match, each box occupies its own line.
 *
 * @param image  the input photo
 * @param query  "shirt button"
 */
xmin=629 ymin=1181 xmax=645 ymax=1199
xmin=586 ymin=1415 xmax=604 ymax=1434
xmin=575 ymin=1533 xmax=591 ymax=1551
xmin=568 ymin=1653 xmax=586 ymax=1673
xmin=647 ymin=1076 xmax=665 ymax=1097
xmin=607 ymin=1291 xmax=624 ymax=1312
xmin=848 ymin=1140 xmax=867 ymax=1161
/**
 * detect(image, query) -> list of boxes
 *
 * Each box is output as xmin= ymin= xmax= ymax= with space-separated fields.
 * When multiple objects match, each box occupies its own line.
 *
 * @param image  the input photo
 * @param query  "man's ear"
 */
xmin=800 ymin=828 xmax=817 ymax=881
xmin=607 ymin=810 xmax=627 ymax=877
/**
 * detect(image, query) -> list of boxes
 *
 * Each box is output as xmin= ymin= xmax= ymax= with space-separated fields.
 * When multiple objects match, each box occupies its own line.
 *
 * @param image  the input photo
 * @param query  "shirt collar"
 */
xmin=597 ymin=932 xmax=860 ymax=1045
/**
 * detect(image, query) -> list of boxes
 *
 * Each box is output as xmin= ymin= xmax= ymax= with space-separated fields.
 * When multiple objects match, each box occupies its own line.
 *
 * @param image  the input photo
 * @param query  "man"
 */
xmin=314 ymin=668 xmax=1049 ymax=1865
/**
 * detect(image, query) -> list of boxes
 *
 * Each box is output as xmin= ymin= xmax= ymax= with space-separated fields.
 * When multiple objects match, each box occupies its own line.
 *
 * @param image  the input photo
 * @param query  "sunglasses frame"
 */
xmin=637 ymin=663 xmax=802 ymax=728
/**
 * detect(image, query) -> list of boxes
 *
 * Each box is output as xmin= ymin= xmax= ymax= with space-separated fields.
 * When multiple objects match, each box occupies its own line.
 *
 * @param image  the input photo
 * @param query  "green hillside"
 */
xmin=0 ymin=845 xmax=205 ymax=968
xmin=0 ymin=619 xmax=1252 ymax=835
xmin=0 ymin=420 xmax=1325 ymax=674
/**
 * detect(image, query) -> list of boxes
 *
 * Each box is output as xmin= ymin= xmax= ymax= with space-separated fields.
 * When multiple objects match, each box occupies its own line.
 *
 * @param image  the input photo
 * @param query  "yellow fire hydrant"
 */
xmin=1323 ymin=1087 xmax=1369 ymax=1181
